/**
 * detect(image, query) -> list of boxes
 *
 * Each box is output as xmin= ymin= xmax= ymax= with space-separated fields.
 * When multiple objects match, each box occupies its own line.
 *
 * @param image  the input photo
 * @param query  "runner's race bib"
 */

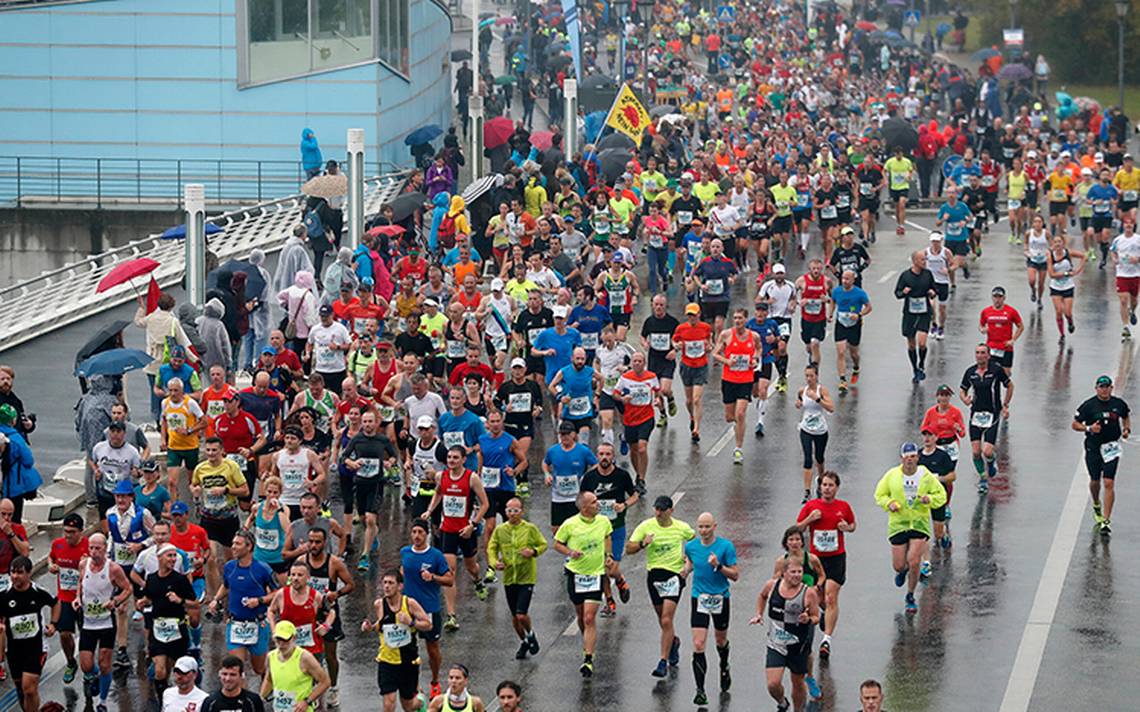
xmin=507 ymin=393 xmax=531 ymax=413
xmin=382 ymin=623 xmax=412 ymax=648
xmin=1100 ymin=440 xmax=1123 ymax=462
xmin=229 ymin=619 xmax=259 ymax=646
xmin=836 ymin=311 xmax=858 ymax=327
xmin=697 ymin=593 xmax=724 ymax=615
xmin=580 ymin=332 xmax=599 ymax=350
xmin=156 ymin=616 xmax=183 ymax=643
xmin=256 ymin=526 xmax=280 ymax=551
xmin=653 ymin=575 xmax=681 ymax=598
xmin=649 ymin=333 xmax=671 ymax=352
xmin=574 ymin=574 xmax=601 ymax=593
xmin=568 ymin=396 xmax=591 ymax=417
xmin=939 ymin=440 xmax=959 ymax=461
xmin=555 ymin=475 xmax=580 ymax=498
xmin=480 ymin=466 xmax=502 ymax=489
xmin=9 ymin=613 xmax=38 ymax=640
xmin=705 ymin=279 xmax=725 ymax=296
xmin=442 ymin=495 xmax=467 ymax=518
xmin=971 ymin=411 xmax=995 ymax=429
xmin=907 ymin=297 xmax=928 ymax=314
xmin=813 ymin=529 xmax=839 ymax=553
xmin=684 ymin=340 xmax=706 ymax=359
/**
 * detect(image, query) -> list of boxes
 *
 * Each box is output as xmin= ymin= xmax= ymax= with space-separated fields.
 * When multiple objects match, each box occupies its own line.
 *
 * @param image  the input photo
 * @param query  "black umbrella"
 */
xmin=880 ymin=116 xmax=919 ymax=152
xmin=451 ymin=49 xmax=473 ymax=62
xmin=208 ymin=259 xmax=267 ymax=299
xmin=580 ymin=75 xmax=616 ymax=90
xmin=548 ymin=54 xmax=573 ymax=69
xmin=598 ymin=148 xmax=634 ymax=182
xmin=597 ymin=133 xmax=636 ymax=151
xmin=650 ymin=104 xmax=674 ymax=119
xmin=389 ymin=191 xmax=430 ymax=223
xmin=76 ymin=319 xmax=130 ymax=369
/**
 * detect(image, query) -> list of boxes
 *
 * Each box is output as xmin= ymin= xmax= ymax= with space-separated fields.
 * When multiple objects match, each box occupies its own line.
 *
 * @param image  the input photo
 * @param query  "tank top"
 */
xmin=445 ymin=320 xmax=469 ymax=363
xmin=376 ymin=595 xmax=419 ymax=665
xmin=1008 ymin=171 xmax=1027 ymax=200
xmin=254 ymin=504 xmax=286 ymax=564
xmin=800 ymin=274 xmax=827 ymax=322
xmin=484 ymin=294 xmax=513 ymax=345
xmin=925 ymin=247 xmax=950 ymax=284
xmin=369 ymin=359 xmax=398 ymax=417
xmin=303 ymin=390 xmax=336 ymax=433
xmin=438 ymin=469 xmax=474 ymax=534
xmin=766 ymin=582 xmax=810 ymax=654
xmin=393 ymin=376 xmax=414 ymax=420
xmin=304 ymin=553 xmax=337 ymax=598
xmin=603 ymin=272 xmax=633 ymax=314
xmin=1050 ymin=249 xmax=1075 ymax=291
xmin=798 ymin=385 xmax=828 ymax=435
xmin=268 ymin=646 xmax=313 ymax=712
xmin=722 ymin=330 xmax=756 ymax=384
xmin=412 ymin=438 xmax=444 ymax=498
xmin=1026 ymin=229 xmax=1049 ymax=264
xmin=280 ymin=586 xmax=323 ymax=654
xmin=443 ymin=693 xmax=474 ymax=712
xmin=275 ymin=449 xmax=312 ymax=505
xmin=80 ymin=559 xmax=115 ymax=630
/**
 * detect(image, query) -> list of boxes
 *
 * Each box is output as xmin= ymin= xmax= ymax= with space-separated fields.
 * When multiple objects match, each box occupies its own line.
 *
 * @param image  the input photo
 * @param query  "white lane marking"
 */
xmin=562 ymin=618 xmax=579 ymax=637
xmin=877 ymin=269 xmax=898 ymax=284
xmin=706 ymin=425 xmax=735 ymax=457
xmin=672 ymin=491 xmax=685 ymax=505
xmin=999 ymin=339 xmax=1139 ymax=712
xmin=905 ymin=220 xmax=930 ymax=233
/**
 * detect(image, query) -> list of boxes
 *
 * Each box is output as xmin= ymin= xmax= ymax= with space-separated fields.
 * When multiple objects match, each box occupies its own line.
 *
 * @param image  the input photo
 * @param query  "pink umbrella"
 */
xmin=368 ymin=225 xmax=407 ymax=237
xmin=96 ymin=257 xmax=160 ymax=294
xmin=530 ymin=130 xmax=554 ymax=151
xmin=495 ymin=16 xmax=516 ymax=25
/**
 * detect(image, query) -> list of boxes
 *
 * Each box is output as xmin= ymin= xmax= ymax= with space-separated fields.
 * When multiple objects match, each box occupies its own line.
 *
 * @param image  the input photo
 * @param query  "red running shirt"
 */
xmin=797 ymin=498 xmax=856 ymax=557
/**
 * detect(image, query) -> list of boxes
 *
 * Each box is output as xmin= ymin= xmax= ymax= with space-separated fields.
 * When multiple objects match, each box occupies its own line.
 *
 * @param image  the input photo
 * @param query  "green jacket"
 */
xmin=487 ymin=519 xmax=548 ymax=586
xmin=874 ymin=465 xmax=947 ymax=538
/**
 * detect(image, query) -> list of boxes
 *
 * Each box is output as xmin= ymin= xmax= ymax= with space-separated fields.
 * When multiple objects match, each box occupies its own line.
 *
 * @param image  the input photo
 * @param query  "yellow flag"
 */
xmin=604 ymin=84 xmax=651 ymax=147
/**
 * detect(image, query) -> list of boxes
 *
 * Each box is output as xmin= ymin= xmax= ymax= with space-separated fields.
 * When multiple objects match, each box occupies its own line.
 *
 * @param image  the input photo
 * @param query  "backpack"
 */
xmin=303 ymin=209 xmax=325 ymax=240
xmin=437 ymin=213 xmax=458 ymax=250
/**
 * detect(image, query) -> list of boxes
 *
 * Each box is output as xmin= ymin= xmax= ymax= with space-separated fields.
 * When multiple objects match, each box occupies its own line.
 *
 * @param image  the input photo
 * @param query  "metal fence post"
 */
xmin=95 ymin=158 xmax=101 ymax=208
xmin=137 ymin=159 xmax=142 ymax=202
xmin=177 ymin=161 xmax=183 ymax=208
xmin=216 ymin=161 xmax=222 ymax=203
xmin=15 ymin=157 xmax=21 ymax=209
xmin=258 ymin=161 xmax=263 ymax=202
xmin=57 ymin=157 xmax=62 ymax=203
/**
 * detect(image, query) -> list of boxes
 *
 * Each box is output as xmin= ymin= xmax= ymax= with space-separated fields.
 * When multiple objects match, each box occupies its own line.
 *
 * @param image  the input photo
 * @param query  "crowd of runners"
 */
xmin=0 ymin=1 xmax=1137 ymax=711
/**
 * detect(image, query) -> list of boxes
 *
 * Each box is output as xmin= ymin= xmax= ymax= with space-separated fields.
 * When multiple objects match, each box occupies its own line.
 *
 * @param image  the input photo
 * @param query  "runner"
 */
xmin=363 ymin=568 xmax=433 ymax=712
xmin=486 ymin=497 xmax=547 ymax=658
xmin=191 ymin=437 xmax=249 ymax=595
xmin=771 ymin=525 xmax=826 ymax=703
xmin=921 ymin=384 xmax=967 ymax=484
xmin=750 ymin=557 xmax=820 ymax=712
xmin=549 ymin=346 xmax=600 ymax=442
xmin=206 ymin=530 xmax=276 ymax=677
xmin=746 ymin=301 xmax=781 ymax=436
xmin=266 ymin=561 xmax=333 ymax=662
xmin=935 ymin=188 xmax=974 ymax=280
xmin=641 ymin=295 xmax=680 ymax=427
xmin=302 ymin=525 xmax=354 ymax=706
xmin=339 ymin=410 xmax=399 ymax=571
xmin=1024 ymin=214 xmax=1051 ymax=306
xmin=594 ymin=325 xmax=634 ymax=449
xmin=828 ymin=225 xmax=871 ymax=288
xmin=425 ymin=446 xmax=490 ymax=629
xmin=893 ymin=251 xmax=937 ymax=383
xmin=493 ymin=358 xmax=544 ymax=497
xmin=713 ymin=308 xmax=763 ymax=464
xmin=1072 ymin=375 xmax=1131 ymax=536
xmin=925 ymin=233 xmax=954 ymax=339
xmin=579 ymin=442 xmax=636 ymax=617
xmin=1047 ymin=233 xmax=1085 ymax=337
xmin=795 ymin=471 xmax=855 ymax=662
xmin=615 ymin=351 xmax=660 ymax=491
xmin=162 ymin=656 xmax=207 ymax=712
xmin=1111 ymin=217 xmax=1140 ymax=340
xmin=0 ymin=556 xmax=59 ymax=712
xmin=855 ymin=152 xmax=884 ymax=244
xmin=552 ymin=491 xmax=614 ymax=678
xmin=48 ymin=512 xmax=87 ymax=686
xmin=673 ymin=303 xmax=714 ymax=441
xmin=626 ymin=495 xmax=695 ymax=678
xmin=874 ymin=442 xmax=946 ymax=612
xmin=140 ymin=545 xmax=199 ymax=699
xmin=594 ymin=253 xmax=639 ymax=341
xmin=259 ymin=620 xmax=330 ymax=712
xmin=919 ymin=428 xmax=957 ymax=552
xmin=477 ymin=410 xmax=528 ymax=583
xmin=829 ymin=270 xmax=871 ymax=392
xmin=979 ymin=286 xmax=1023 ymax=375
xmin=427 ymin=664 xmax=486 ymax=712
xmin=105 ymin=480 xmax=153 ymax=671
xmin=1006 ymin=157 xmax=1029 ymax=243
xmin=198 ymin=655 xmax=265 ymax=711
xmin=496 ymin=680 xmax=523 ymax=712
xmin=795 ymin=364 xmax=834 ymax=503
xmin=271 ymin=426 xmax=326 ymax=521
xmin=399 ymin=519 xmax=454 ymax=700
xmin=884 ymin=145 xmax=915 ymax=235
xmin=74 ymin=533 xmax=131 ymax=712
xmin=794 ymin=259 xmax=832 ymax=369
xmin=960 ymin=344 xmax=1014 ymax=493
xmin=769 ymin=170 xmax=798 ymax=261
xmin=542 ymin=421 xmax=598 ymax=530
xmin=757 ymin=264 xmax=797 ymax=391
xmin=691 ymin=238 xmax=738 ymax=335
xmin=681 ymin=512 xmax=737 ymax=705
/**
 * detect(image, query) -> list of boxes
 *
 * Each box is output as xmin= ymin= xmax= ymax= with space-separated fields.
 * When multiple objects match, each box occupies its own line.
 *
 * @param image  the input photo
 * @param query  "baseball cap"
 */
xmin=558 ymin=420 xmax=577 ymax=434
xmin=991 ymin=285 xmax=1006 ymax=296
xmin=261 ymin=346 xmax=276 ymax=355
xmin=1060 ymin=149 xmax=1072 ymax=157
xmin=929 ymin=231 xmax=944 ymax=241
xmin=611 ymin=252 xmax=626 ymax=264
xmin=1081 ymin=167 xmax=1093 ymax=176
xmin=1095 ymin=152 xmax=1105 ymax=161
xmin=63 ymin=513 xmax=84 ymax=529
xmin=491 ymin=277 xmax=505 ymax=291
xmin=1026 ymin=149 xmax=1038 ymax=158
xmin=900 ymin=441 xmax=919 ymax=456
xmin=772 ymin=263 xmax=786 ymax=274
xmin=170 ymin=345 xmax=186 ymax=359
xmin=936 ymin=383 xmax=953 ymax=395
xmin=107 ymin=421 xmax=125 ymax=431
xmin=424 ymin=298 xmax=440 ymax=308
xmin=1126 ymin=153 xmax=1134 ymax=160
xmin=113 ymin=480 xmax=134 ymax=496
xmin=510 ymin=357 xmax=527 ymax=369
xmin=415 ymin=415 xmax=435 ymax=430
xmin=840 ymin=225 xmax=855 ymax=236
xmin=1096 ymin=375 xmax=1113 ymax=387
xmin=653 ymin=495 xmax=674 ymax=510
xmin=173 ymin=656 xmax=199 ymax=674
xmin=755 ymin=301 xmax=770 ymax=310
xmin=318 ymin=304 xmax=333 ymax=316
xmin=684 ymin=303 xmax=700 ymax=315
xmin=340 ymin=281 xmax=354 ymax=292
xmin=274 ymin=621 xmax=297 ymax=640
xmin=140 ymin=458 xmax=160 ymax=473
xmin=552 ymin=306 xmax=569 ymax=319
xmin=170 ymin=500 xmax=190 ymax=515
xmin=920 ymin=426 xmax=936 ymax=436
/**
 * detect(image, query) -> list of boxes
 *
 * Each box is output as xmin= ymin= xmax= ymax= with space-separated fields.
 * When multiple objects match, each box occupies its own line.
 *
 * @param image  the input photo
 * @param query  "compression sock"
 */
xmin=777 ymin=355 xmax=789 ymax=377
xmin=99 ymin=672 xmax=112 ymax=700
xmin=189 ymin=623 xmax=202 ymax=648
xmin=907 ymin=349 xmax=918 ymax=370
xmin=758 ymin=398 xmax=768 ymax=424
xmin=918 ymin=346 xmax=928 ymax=369
xmin=973 ymin=455 xmax=985 ymax=476
xmin=717 ymin=641 xmax=730 ymax=668
xmin=1101 ymin=242 xmax=1110 ymax=262
xmin=692 ymin=651 xmax=708 ymax=690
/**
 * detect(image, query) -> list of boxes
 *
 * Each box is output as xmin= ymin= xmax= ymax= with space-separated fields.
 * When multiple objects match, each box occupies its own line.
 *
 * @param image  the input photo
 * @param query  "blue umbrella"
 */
xmin=584 ymin=111 xmax=608 ymax=144
xmin=971 ymin=48 xmax=1000 ymax=63
xmin=160 ymin=223 xmax=223 ymax=240
xmin=75 ymin=348 xmax=154 ymax=378
xmin=936 ymin=22 xmax=951 ymax=34
xmin=404 ymin=124 xmax=443 ymax=146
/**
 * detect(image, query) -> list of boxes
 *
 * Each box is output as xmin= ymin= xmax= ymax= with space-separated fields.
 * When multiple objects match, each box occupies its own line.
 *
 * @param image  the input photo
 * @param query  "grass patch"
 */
xmin=1052 ymin=83 xmax=1140 ymax=119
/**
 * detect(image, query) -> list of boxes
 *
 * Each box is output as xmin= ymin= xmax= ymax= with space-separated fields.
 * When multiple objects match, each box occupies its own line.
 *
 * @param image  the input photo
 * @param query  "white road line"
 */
xmin=877 ymin=269 xmax=898 ymax=284
xmin=999 ymin=339 xmax=1140 ymax=712
xmin=706 ymin=425 xmax=735 ymax=457
xmin=905 ymin=219 xmax=930 ymax=233
xmin=672 ymin=491 xmax=685 ymax=505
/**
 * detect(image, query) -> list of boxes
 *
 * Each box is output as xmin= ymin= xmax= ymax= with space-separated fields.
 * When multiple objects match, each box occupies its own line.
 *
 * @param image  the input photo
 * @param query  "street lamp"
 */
xmin=1117 ymin=0 xmax=1129 ymax=113
xmin=1008 ymin=0 xmax=1019 ymax=28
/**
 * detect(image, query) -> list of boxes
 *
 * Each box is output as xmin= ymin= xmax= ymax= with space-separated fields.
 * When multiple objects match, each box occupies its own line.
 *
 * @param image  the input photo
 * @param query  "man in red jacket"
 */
xmin=917 ymin=126 xmax=940 ymax=200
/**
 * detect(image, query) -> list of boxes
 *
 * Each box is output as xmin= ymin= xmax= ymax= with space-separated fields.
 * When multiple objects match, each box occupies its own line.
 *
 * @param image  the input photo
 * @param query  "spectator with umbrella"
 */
xmin=426 ymin=155 xmax=454 ymax=200
xmin=407 ymin=125 xmax=444 ymax=170
xmin=133 ymin=291 xmax=197 ymax=424
xmin=75 ymin=320 xmax=128 ymax=396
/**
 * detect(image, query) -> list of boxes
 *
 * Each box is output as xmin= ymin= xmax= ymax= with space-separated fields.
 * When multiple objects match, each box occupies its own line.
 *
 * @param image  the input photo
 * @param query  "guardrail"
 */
xmin=0 ymin=156 xmax=405 ymax=208
xmin=0 ymin=171 xmax=411 ymax=353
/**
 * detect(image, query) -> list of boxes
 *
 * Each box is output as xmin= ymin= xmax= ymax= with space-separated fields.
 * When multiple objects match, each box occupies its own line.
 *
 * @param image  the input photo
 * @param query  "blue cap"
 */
xmin=900 ymin=441 xmax=919 ymax=456
xmin=261 ymin=346 xmax=276 ymax=355
xmin=112 ymin=480 xmax=135 ymax=496
xmin=170 ymin=500 xmax=190 ymax=515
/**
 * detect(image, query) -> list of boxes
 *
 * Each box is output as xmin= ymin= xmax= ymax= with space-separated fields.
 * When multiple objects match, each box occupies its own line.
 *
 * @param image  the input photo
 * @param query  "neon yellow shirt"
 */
xmin=884 ymin=157 xmax=914 ymax=191
xmin=770 ymin=184 xmax=798 ymax=217
xmin=693 ymin=181 xmax=721 ymax=209
xmin=629 ymin=517 xmax=695 ymax=573
xmin=555 ymin=514 xmax=613 ymax=575
xmin=1007 ymin=171 xmax=1027 ymax=200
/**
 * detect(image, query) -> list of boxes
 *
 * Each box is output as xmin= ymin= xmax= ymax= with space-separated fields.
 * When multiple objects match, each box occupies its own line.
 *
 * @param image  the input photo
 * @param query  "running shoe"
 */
xmin=600 ymin=598 xmax=617 ymax=617
xmin=357 ymin=558 xmax=370 ymax=572
xmin=694 ymin=689 xmax=709 ymax=706
xmin=905 ymin=592 xmax=918 ymax=612
xmin=851 ymin=368 xmax=860 ymax=385
xmin=917 ymin=368 xmax=926 ymax=381
xmin=617 ymin=578 xmax=631 ymax=603
xmin=818 ymin=639 xmax=831 ymax=661
xmin=528 ymin=632 xmax=540 ymax=655
xmin=668 ymin=636 xmax=680 ymax=666
xmin=720 ymin=663 xmax=731 ymax=690
xmin=327 ymin=687 xmax=340 ymax=708
xmin=838 ymin=376 xmax=847 ymax=393
xmin=444 ymin=614 xmax=459 ymax=632
xmin=1100 ymin=519 xmax=1112 ymax=536
xmin=806 ymin=675 xmax=822 ymax=701
xmin=114 ymin=647 xmax=130 ymax=669
xmin=515 ymin=639 xmax=530 ymax=659
xmin=430 ymin=681 xmax=443 ymax=699
xmin=483 ymin=567 xmax=497 ymax=584
xmin=912 ymin=369 xmax=921 ymax=384
xmin=1124 ymin=326 xmax=1132 ymax=341
xmin=962 ymin=264 xmax=970 ymax=279
xmin=777 ymin=697 xmax=791 ymax=712
xmin=656 ymin=413 xmax=668 ymax=428
xmin=777 ymin=376 xmax=788 ymax=392
xmin=940 ymin=534 xmax=952 ymax=549
xmin=1131 ymin=310 xmax=1137 ymax=326
xmin=802 ymin=489 xmax=810 ymax=504
xmin=651 ymin=659 xmax=668 ymax=678
xmin=1092 ymin=502 xmax=1105 ymax=525
xmin=517 ymin=481 xmax=530 ymax=497
xmin=691 ymin=431 xmax=701 ymax=443
xmin=977 ymin=478 xmax=990 ymax=494
xmin=635 ymin=479 xmax=647 ymax=496
xmin=919 ymin=560 xmax=932 ymax=578
xmin=580 ymin=656 xmax=594 ymax=678
xmin=63 ymin=661 xmax=77 ymax=684
xmin=733 ymin=448 xmax=743 ymax=464
xmin=620 ymin=435 xmax=630 ymax=456
xmin=1068 ymin=319 xmax=1076 ymax=334
xmin=894 ymin=569 xmax=907 ymax=588
xmin=755 ymin=420 xmax=765 ymax=436
xmin=668 ymin=398 xmax=678 ymax=417
xmin=474 ymin=582 xmax=488 ymax=601
xmin=96 ymin=704 xmax=107 ymax=712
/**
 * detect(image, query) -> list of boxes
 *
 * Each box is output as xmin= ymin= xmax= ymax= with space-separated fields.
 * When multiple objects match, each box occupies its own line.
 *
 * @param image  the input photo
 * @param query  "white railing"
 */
xmin=0 ymin=172 xmax=410 ymax=353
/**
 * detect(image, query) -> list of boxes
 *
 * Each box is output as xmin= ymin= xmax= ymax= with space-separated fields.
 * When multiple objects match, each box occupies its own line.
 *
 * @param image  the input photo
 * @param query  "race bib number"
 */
xmin=940 ymin=440 xmax=960 ymax=461
xmin=608 ymin=289 xmax=627 ymax=307
xmin=480 ymin=466 xmax=502 ymax=489
xmin=697 ymin=593 xmax=724 ymax=615
xmin=705 ymin=279 xmax=725 ymax=296
xmin=165 ymin=412 xmax=186 ymax=431
xmin=229 ymin=619 xmax=259 ymax=646
xmin=443 ymin=431 xmax=466 ymax=449
xmin=358 ymin=458 xmax=380 ymax=478
xmin=156 ymin=617 xmax=183 ymax=643
xmin=207 ymin=400 xmax=225 ymax=418
xmin=803 ymin=413 xmax=825 ymax=432
xmin=446 ymin=340 xmax=466 ymax=359
xmin=378 ymin=405 xmax=396 ymax=422
xmin=1100 ymin=440 xmax=1123 ymax=462
xmin=989 ymin=347 xmax=1005 ymax=358
xmin=778 ymin=322 xmax=791 ymax=338
xmin=555 ymin=475 xmax=580 ymax=498
xmin=84 ymin=600 xmax=110 ymax=622
xmin=649 ymin=333 xmax=671 ymax=352
xmin=1007 ymin=199 xmax=1022 ymax=210
xmin=729 ymin=354 xmax=750 ymax=372
xmin=507 ymin=393 xmax=532 ymax=413
xmin=821 ymin=205 xmax=837 ymax=219
xmin=442 ymin=495 xmax=467 ymax=518
xmin=282 ymin=466 xmax=305 ymax=490
xmin=226 ymin=453 xmax=247 ymax=470
xmin=0 ymin=574 xmax=10 ymax=592
xmin=1126 ymin=190 xmax=1138 ymax=202
xmin=684 ymin=340 xmax=706 ymax=359
xmin=527 ymin=328 xmax=544 ymax=344
xmin=981 ymin=175 xmax=995 ymax=187
xmin=628 ymin=383 xmax=652 ymax=406
xmin=907 ymin=297 xmax=928 ymax=314
xmin=59 ymin=567 xmax=80 ymax=591
xmin=568 ymin=396 xmax=591 ymax=417
xmin=598 ymin=499 xmax=617 ymax=520
xmin=836 ymin=311 xmax=858 ymax=327
xmin=813 ymin=529 xmax=839 ymax=553
xmin=255 ymin=526 xmax=280 ymax=551
xmin=803 ymin=299 xmax=823 ymax=315
xmin=273 ymin=691 xmax=297 ymax=712
xmin=653 ymin=575 xmax=681 ymax=598
xmin=315 ymin=345 xmax=337 ymax=369
xmin=580 ymin=332 xmax=600 ymax=350
xmin=294 ymin=623 xmax=315 ymax=648
xmin=677 ymin=210 xmax=693 ymax=225
xmin=204 ymin=491 xmax=227 ymax=511
xmin=490 ymin=333 xmax=508 ymax=352
xmin=649 ymin=232 xmax=666 ymax=249
xmin=837 ymin=194 xmax=851 ymax=208
xmin=859 ymin=182 xmax=874 ymax=196
xmin=9 ymin=613 xmax=38 ymax=640
xmin=1051 ymin=189 xmax=1067 ymax=202
xmin=353 ymin=318 xmax=370 ymax=334
xmin=771 ymin=625 xmax=799 ymax=645
xmin=113 ymin=542 xmax=135 ymax=565
xmin=382 ymin=623 xmax=412 ymax=648
xmin=574 ymin=574 xmax=601 ymax=593
xmin=971 ymin=411 xmax=995 ymax=429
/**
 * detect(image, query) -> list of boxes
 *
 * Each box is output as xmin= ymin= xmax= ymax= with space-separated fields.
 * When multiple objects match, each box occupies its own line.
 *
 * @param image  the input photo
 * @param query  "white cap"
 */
xmin=929 ymin=231 xmax=944 ymax=241
xmin=510 ymin=357 xmax=527 ymax=369
xmin=552 ymin=305 xmax=569 ymax=319
xmin=490 ymin=277 xmax=505 ymax=291
xmin=1060 ymin=149 xmax=1072 ymax=157
xmin=772 ymin=263 xmax=786 ymax=274
xmin=1081 ymin=167 xmax=1093 ymax=176
xmin=415 ymin=415 xmax=435 ymax=430
xmin=1095 ymin=152 xmax=1105 ymax=161
xmin=1026 ymin=149 xmax=1038 ymax=158
xmin=424 ymin=298 xmax=440 ymax=308
xmin=173 ymin=656 xmax=199 ymax=673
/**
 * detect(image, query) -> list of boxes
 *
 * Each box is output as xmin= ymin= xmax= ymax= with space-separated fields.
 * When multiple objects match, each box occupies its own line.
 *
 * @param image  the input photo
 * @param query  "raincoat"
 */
xmin=324 ymin=247 xmax=359 ymax=304
xmin=197 ymin=298 xmax=231 ymax=373
xmin=0 ymin=423 xmax=42 ymax=499
xmin=272 ymin=234 xmax=315 ymax=296
xmin=301 ymin=128 xmax=322 ymax=173
xmin=428 ymin=192 xmax=450 ymax=253
xmin=74 ymin=376 xmax=117 ymax=456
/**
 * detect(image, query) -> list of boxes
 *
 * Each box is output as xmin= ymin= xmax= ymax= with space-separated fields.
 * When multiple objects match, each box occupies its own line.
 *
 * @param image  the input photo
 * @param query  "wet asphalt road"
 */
xmin=7 ymin=214 xmax=1140 ymax=712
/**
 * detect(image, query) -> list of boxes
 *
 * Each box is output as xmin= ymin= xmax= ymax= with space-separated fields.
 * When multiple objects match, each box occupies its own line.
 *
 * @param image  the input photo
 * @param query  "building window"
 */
xmin=241 ymin=0 xmax=405 ymax=86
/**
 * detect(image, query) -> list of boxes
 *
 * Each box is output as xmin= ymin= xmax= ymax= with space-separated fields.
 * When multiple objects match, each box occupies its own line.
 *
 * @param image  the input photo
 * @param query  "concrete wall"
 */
xmin=0 ymin=207 xmax=180 ymax=286
xmin=0 ymin=0 xmax=452 ymax=171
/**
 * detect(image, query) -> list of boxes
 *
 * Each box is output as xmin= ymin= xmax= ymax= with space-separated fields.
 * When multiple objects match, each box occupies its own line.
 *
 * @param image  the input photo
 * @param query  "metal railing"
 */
xmin=0 ymin=156 xmax=402 ymax=208
xmin=0 ymin=171 xmax=411 ymax=353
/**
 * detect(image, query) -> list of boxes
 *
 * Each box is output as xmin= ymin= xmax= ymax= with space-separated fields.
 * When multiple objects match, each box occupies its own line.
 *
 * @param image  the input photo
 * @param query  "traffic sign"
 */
xmin=903 ymin=10 xmax=920 ymax=27
xmin=718 ymin=52 xmax=733 ymax=69
xmin=716 ymin=5 xmax=735 ymax=23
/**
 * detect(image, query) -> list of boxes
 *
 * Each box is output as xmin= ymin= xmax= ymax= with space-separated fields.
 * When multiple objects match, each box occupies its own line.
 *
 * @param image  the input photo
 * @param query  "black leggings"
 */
xmin=799 ymin=430 xmax=828 ymax=469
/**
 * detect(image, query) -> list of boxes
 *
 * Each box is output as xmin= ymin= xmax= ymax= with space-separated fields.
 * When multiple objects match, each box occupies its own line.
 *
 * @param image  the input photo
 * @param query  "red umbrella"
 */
xmin=529 ymin=130 xmax=554 ymax=151
xmin=367 ymin=225 xmax=406 ymax=237
xmin=484 ymin=116 xmax=515 ymax=150
xmin=855 ymin=20 xmax=877 ymax=31
xmin=96 ymin=257 xmax=160 ymax=294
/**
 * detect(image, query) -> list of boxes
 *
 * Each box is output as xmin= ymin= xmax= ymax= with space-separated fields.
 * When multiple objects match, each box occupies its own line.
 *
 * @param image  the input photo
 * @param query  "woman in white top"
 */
xmin=796 ymin=364 xmax=834 ymax=504
xmin=1023 ymin=213 xmax=1051 ymax=306
xmin=276 ymin=270 xmax=319 ymax=354
xmin=593 ymin=325 xmax=635 ymax=448
xmin=1046 ymin=233 xmax=1086 ymax=338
